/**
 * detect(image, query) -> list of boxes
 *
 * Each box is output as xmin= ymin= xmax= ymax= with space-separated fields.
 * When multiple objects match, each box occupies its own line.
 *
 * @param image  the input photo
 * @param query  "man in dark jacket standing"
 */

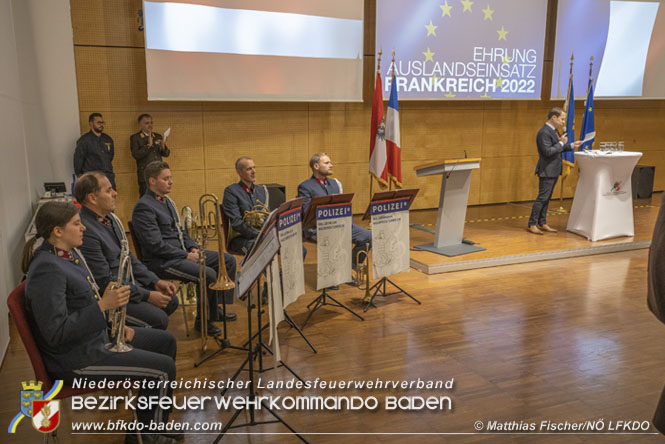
xmin=647 ymin=194 xmax=665 ymax=434
xmin=527 ymin=107 xmax=582 ymax=235
xmin=74 ymin=113 xmax=116 ymax=189
xmin=131 ymin=113 xmax=170 ymax=196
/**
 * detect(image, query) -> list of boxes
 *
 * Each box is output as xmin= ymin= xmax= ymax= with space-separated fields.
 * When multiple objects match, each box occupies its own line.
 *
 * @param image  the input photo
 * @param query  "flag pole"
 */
xmin=388 ymin=49 xmax=395 ymax=191
xmin=370 ymin=50 xmax=382 ymax=203
xmin=558 ymin=53 xmax=574 ymax=211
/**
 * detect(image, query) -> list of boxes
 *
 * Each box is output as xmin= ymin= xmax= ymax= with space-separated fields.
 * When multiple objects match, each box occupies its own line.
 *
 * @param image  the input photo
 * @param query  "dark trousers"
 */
xmin=158 ymin=251 xmax=237 ymax=320
xmin=229 ymin=236 xmax=255 ymax=255
xmin=653 ymin=384 xmax=665 ymax=434
xmin=528 ymin=176 xmax=558 ymax=227
xmin=126 ymin=296 xmax=179 ymax=330
xmin=53 ymin=327 xmax=176 ymax=426
xmin=351 ymin=224 xmax=371 ymax=269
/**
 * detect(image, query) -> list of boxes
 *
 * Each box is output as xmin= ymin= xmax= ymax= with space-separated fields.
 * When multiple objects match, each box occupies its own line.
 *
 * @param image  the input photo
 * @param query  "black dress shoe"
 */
xmin=216 ymin=308 xmax=237 ymax=321
xmin=326 ymin=285 xmax=339 ymax=291
xmin=194 ymin=319 xmax=221 ymax=336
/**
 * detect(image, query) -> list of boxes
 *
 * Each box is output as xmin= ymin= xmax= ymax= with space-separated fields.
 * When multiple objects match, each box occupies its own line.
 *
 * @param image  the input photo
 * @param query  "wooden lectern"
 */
xmin=413 ymin=158 xmax=484 ymax=257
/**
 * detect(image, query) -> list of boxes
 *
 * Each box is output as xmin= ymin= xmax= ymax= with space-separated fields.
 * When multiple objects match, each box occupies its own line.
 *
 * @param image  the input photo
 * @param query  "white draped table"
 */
xmin=566 ymin=150 xmax=642 ymax=241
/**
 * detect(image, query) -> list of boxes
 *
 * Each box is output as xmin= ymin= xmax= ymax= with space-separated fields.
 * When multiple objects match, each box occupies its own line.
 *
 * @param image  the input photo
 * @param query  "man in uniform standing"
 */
xmin=131 ymin=113 xmax=170 ymax=196
xmin=74 ymin=113 xmax=116 ymax=189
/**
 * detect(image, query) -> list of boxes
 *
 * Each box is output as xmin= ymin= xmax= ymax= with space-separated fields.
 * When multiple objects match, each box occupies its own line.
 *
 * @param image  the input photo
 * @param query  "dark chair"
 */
xmin=128 ymin=220 xmax=191 ymax=336
xmin=8 ymin=283 xmax=102 ymax=442
xmin=127 ymin=220 xmax=143 ymax=261
xmin=9 ymin=282 xmax=144 ymax=443
xmin=220 ymin=206 xmax=245 ymax=257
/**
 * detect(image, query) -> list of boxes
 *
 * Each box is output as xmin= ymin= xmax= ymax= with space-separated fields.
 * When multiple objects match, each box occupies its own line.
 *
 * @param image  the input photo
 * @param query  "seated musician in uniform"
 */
xmin=75 ymin=172 xmax=178 ymax=330
xmin=22 ymin=201 xmax=179 ymax=444
xmin=222 ymin=157 xmax=269 ymax=255
xmin=131 ymin=161 xmax=237 ymax=337
xmin=298 ymin=153 xmax=371 ymax=273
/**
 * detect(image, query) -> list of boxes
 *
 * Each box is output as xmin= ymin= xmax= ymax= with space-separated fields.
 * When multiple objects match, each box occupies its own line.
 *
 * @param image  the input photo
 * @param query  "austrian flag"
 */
xmin=386 ymin=73 xmax=402 ymax=187
xmin=369 ymin=72 xmax=389 ymax=187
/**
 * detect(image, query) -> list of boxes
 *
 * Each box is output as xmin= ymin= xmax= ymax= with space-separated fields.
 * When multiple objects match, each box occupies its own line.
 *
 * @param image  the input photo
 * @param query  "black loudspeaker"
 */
xmin=264 ymin=183 xmax=286 ymax=209
xmin=631 ymin=165 xmax=655 ymax=199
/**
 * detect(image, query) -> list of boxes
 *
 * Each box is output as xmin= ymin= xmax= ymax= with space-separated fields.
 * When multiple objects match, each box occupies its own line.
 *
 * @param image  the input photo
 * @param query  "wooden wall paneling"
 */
xmin=74 ymin=47 xmax=202 ymax=112
xmin=400 ymin=108 xmax=484 ymax=161
xmin=479 ymin=155 xmax=541 ymax=204
xmin=113 ymin=172 xmax=140 ymax=229
xmin=308 ymin=107 xmax=370 ymax=165
xmin=602 ymin=107 xmax=665 ymax=152
xmin=168 ymin=169 xmax=207 ymax=219
xmin=481 ymin=105 xmax=551 ymax=158
xmin=145 ymin=111 xmax=206 ymax=171
xmin=70 ymin=0 xmax=143 ymax=47
xmin=203 ymin=110 xmax=309 ymax=170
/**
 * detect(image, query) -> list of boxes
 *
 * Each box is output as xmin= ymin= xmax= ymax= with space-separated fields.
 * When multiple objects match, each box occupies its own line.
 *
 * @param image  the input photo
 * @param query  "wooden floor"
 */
xmin=409 ymin=194 xmax=662 ymax=274
xmin=3 ymin=196 xmax=665 ymax=443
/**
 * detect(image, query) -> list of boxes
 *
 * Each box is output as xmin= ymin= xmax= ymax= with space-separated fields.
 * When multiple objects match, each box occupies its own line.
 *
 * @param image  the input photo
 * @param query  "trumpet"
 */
xmin=355 ymin=243 xmax=372 ymax=303
xmin=106 ymin=240 xmax=133 ymax=352
xmin=199 ymin=193 xmax=235 ymax=291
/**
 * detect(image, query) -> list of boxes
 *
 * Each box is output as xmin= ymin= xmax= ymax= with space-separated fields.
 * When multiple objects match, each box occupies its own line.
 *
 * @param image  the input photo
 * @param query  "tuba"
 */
xmin=106 ymin=240 xmax=133 ymax=352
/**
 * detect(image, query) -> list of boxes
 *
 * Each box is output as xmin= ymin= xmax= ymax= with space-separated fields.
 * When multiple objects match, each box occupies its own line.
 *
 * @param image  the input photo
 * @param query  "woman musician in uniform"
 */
xmin=21 ymin=201 xmax=180 ymax=444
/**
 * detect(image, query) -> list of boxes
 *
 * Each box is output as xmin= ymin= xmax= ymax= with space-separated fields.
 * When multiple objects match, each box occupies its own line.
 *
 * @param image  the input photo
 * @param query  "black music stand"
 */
xmin=214 ymin=227 xmax=307 ymax=443
xmin=300 ymin=194 xmax=364 ymax=329
xmin=238 ymin=198 xmax=317 ymax=353
xmin=360 ymin=189 xmax=422 ymax=312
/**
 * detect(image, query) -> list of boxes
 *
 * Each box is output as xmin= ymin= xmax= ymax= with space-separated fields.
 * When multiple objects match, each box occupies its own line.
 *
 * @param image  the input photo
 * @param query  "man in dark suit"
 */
xmin=131 ymin=113 xmax=170 ymax=196
xmin=297 ymin=153 xmax=371 ymax=271
xmin=75 ymin=172 xmax=178 ymax=330
xmin=222 ymin=157 xmax=269 ymax=254
xmin=647 ymin=194 xmax=665 ymax=434
xmin=131 ymin=161 xmax=237 ymax=336
xmin=528 ymin=107 xmax=583 ymax=235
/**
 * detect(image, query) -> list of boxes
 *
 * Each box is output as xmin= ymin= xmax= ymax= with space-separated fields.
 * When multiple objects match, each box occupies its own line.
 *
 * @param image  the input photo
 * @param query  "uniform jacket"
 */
xmin=297 ymin=176 xmax=343 ymax=214
xmin=130 ymin=131 xmax=170 ymax=186
xmin=222 ymin=182 xmax=268 ymax=239
xmin=25 ymin=241 xmax=109 ymax=373
xmin=131 ymin=190 xmax=197 ymax=271
xmin=74 ymin=130 xmax=115 ymax=185
xmin=79 ymin=205 xmax=159 ymax=303
xmin=535 ymin=124 xmax=573 ymax=178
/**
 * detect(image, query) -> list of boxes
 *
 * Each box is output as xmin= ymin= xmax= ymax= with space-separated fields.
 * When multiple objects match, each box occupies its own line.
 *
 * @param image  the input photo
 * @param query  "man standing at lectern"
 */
xmin=528 ymin=107 xmax=582 ymax=235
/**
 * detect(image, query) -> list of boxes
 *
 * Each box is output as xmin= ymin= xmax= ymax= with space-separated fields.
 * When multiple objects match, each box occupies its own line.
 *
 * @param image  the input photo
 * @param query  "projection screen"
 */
xmin=375 ymin=0 xmax=548 ymax=100
xmin=551 ymin=0 xmax=665 ymax=99
xmin=143 ymin=0 xmax=364 ymax=101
